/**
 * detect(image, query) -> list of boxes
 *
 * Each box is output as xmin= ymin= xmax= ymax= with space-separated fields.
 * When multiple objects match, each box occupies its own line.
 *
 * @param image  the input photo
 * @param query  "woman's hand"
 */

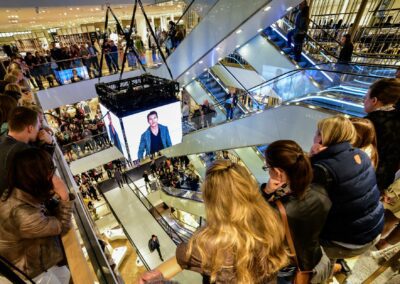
xmin=309 ymin=143 xmax=327 ymax=157
xmin=138 ymin=269 xmax=163 ymax=284
xmin=52 ymin=175 xmax=70 ymax=201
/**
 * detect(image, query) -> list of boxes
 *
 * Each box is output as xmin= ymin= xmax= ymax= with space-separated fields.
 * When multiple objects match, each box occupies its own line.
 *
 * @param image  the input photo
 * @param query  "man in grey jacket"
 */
xmin=137 ymin=111 xmax=172 ymax=160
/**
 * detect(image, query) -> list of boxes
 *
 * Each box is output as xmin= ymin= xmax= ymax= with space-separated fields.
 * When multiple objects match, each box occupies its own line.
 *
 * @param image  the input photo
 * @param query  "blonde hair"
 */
xmin=187 ymin=160 xmax=288 ymax=283
xmin=317 ymin=115 xmax=356 ymax=146
xmin=5 ymin=83 xmax=22 ymax=93
xmin=350 ymin=117 xmax=379 ymax=168
xmin=4 ymin=74 xmax=18 ymax=84
xmin=9 ymin=69 xmax=22 ymax=78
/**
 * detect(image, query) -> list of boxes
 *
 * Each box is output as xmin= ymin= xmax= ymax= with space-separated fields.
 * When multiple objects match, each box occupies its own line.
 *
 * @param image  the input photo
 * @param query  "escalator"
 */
xmin=167 ymin=63 xmax=395 ymax=158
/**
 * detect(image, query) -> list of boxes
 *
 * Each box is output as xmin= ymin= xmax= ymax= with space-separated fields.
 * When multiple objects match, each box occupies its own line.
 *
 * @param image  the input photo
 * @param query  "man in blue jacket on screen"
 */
xmin=138 ymin=111 xmax=172 ymax=160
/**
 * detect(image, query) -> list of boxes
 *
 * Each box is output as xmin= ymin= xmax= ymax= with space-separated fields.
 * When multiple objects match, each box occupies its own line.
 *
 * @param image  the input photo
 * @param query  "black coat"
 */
xmin=366 ymin=109 xmax=400 ymax=191
xmin=338 ymin=43 xmax=354 ymax=63
xmin=269 ymin=184 xmax=331 ymax=271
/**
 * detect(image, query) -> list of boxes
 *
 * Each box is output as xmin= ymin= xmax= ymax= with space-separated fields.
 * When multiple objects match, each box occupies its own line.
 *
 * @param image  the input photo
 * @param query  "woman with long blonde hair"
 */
xmin=139 ymin=160 xmax=288 ymax=283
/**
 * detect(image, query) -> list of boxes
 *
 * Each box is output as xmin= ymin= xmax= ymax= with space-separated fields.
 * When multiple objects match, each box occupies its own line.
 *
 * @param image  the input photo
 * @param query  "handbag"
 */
xmin=276 ymin=200 xmax=313 ymax=284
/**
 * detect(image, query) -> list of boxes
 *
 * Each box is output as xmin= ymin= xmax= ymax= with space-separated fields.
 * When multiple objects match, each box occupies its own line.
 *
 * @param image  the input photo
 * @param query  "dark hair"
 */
xmin=0 ymin=95 xmax=18 ymax=125
xmin=343 ymin=33 xmax=352 ymax=44
xmin=8 ymin=106 xmax=39 ymax=132
xmin=4 ymin=90 xmax=21 ymax=101
xmin=147 ymin=111 xmax=158 ymax=121
xmin=369 ymin=78 xmax=400 ymax=106
xmin=8 ymin=148 xmax=54 ymax=201
xmin=265 ymin=140 xmax=312 ymax=198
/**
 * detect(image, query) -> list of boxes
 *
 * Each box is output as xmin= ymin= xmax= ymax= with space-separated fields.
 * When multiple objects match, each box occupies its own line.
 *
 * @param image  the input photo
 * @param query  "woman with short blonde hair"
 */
xmin=139 ymin=160 xmax=288 ymax=283
xmin=316 ymin=115 xmax=356 ymax=147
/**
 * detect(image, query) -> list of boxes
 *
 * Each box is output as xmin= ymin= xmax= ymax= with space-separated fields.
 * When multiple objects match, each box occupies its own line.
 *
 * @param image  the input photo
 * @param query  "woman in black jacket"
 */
xmin=263 ymin=140 xmax=332 ymax=283
xmin=338 ymin=34 xmax=353 ymax=64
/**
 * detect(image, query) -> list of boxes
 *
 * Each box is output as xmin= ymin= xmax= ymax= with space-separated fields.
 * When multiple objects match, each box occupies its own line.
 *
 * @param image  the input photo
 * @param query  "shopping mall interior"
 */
xmin=0 ymin=0 xmax=399 ymax=283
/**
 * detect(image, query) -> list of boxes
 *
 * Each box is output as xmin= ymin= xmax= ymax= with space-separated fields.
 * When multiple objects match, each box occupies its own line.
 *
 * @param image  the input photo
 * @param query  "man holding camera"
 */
xmin=0 ymin=106 xmax=55 ymax=195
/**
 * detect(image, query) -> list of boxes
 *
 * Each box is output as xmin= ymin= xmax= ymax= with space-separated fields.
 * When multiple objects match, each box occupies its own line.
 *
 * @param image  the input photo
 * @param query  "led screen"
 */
xmin=54 ymin=66 xmax=90 ymax=85
xmin=122 ymin=101 xmax=182 ymax=161
xmin=100 ymin=104 xmax=129 ymax=159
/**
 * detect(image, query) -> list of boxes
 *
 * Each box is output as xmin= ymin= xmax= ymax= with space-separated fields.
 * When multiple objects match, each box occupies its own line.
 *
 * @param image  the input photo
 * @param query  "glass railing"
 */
xmin=248 ymin=63 xmax=396 ymax=106
xmin=53 ymin=143 xmax=150 ymax=283
xmin=58 ymin=131 xmax=112 ymax=162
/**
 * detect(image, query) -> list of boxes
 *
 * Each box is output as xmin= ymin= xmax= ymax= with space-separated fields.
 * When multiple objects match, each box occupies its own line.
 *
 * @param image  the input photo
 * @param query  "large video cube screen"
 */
xmin=122 ymin=101 xmax=183 ymax=161
xmin=100 ymin=104 xmax=129 ymax=159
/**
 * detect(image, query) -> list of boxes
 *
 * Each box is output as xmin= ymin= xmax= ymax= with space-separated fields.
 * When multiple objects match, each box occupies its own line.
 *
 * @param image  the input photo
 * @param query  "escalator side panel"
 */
xmin=162 ymin=105 xmax=331 ymax=157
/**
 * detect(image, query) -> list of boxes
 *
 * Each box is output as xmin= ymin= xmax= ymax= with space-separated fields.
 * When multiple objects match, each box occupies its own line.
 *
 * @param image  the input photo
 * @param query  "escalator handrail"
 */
xmin=217 ymin=62 xmax=261 ymax=110
xmin=207 ymin=69 xmax=248 ymax=114
xmin=248 ymin=64 xmax=394 ymax=93
xmin=279 ymin=17 xmax=339 ymax=60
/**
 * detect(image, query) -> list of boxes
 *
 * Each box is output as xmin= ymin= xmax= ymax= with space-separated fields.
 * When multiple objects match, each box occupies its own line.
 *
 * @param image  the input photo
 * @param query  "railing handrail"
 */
xmin=161 ymin=186 xmax=203 ymax=203
xmin=59 ymin=131 xmax=108 ymax=149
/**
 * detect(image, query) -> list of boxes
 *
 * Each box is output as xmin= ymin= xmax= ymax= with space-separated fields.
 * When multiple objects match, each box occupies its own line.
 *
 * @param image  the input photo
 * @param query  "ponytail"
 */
xmin=265 ymin=140 xmax=313 ymax=199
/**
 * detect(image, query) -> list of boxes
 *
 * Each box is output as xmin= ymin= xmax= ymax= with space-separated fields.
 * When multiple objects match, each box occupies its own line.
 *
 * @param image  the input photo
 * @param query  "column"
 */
xmin=349 ymin=0 xmax=368 ymax=40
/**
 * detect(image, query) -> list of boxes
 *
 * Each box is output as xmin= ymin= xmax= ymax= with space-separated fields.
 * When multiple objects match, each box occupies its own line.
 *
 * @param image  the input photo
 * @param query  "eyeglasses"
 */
xmin=262 ymin=165 xmax=271 ymax=171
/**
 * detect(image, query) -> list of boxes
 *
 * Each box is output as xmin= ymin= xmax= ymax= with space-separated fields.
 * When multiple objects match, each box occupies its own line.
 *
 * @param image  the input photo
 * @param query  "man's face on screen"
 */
xmin=148 ymin=114 xmax=158 ymax=128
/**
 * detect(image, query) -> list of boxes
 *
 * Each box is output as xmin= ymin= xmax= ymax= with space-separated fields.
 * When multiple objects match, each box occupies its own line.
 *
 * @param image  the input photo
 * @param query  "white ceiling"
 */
xmin=0 ymin=1 xmax=184 ymax=32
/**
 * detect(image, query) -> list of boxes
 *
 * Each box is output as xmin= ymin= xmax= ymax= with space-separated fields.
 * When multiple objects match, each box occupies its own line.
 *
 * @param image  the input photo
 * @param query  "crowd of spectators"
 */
xmin=150 ymin=156 xmax=200 ymax=192
xmin=44 ymin=99 xmax=111 ymax=162
xmin=2 ymin=23 xmax=186 ymax=91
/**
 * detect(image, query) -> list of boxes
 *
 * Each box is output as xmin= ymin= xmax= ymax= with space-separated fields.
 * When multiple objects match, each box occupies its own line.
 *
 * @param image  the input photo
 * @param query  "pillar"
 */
xmin=349 ymin=0 xmax=368 ymax=40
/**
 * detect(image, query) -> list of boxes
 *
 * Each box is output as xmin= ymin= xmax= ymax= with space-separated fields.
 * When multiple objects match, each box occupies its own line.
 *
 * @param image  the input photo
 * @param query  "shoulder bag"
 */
xmin=276 ymin=200 xmax=313 ymax=284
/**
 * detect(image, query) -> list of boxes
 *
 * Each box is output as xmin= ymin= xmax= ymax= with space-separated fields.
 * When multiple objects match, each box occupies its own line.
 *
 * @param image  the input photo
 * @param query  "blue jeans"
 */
xmin=226 ymin=107 xmax=234 ymax=120
xmin=287 ymin=29 xmax=295 ymax=47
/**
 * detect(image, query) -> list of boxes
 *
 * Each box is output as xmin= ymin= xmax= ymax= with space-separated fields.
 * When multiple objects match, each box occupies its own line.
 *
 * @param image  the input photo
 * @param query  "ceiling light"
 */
xmin=216 ymin=47 xmax=221 ymax=51
xmin=203 ymin=68 xmax=207 ymax=71
xmin=69 ymin=8 xmax=73 ymax=11
xmin=286 ymin=6 xmax=293 ymax=11
xmin=218 ymin=57 xmax=222 ymax=61
xmin=192 ymin=77 xmax=195 ymax=80
xmin=236 ymin=29 xmax=242 ymax=34
xmin=186 ymin=71 xmax=190 ymax=75
xmin=199 ymin=60 xmax=203 ymax=64
xmin=264 ymin=6 xmax=271 ymax=11
xmin=76 ymin=8 xmax=80 ymax=10
xmin=257 ymin=28 xmax=263 ymax=32
xmin=236 ymin=45 xmax=240 ymax=48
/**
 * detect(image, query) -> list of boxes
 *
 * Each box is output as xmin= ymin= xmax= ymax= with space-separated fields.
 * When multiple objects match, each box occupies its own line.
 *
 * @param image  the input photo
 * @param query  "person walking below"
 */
xmin=225 ymin=88 xmax=238 ymax=120
xmin=143 ymin=171 xmax=151 ymax=191
xmin=149 ymin=235 xmax=164 ymax=261
xmin=114 ymin=168 xmax=124 ymax=189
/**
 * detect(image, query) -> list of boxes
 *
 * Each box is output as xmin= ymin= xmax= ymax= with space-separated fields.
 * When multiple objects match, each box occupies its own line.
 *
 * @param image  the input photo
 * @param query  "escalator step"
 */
xmin=282 ymin=47 xmax=292 ymax=54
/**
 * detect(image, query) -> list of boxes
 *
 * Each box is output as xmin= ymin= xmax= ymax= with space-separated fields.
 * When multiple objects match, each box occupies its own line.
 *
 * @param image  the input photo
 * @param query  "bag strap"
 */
xmin=276 ymin=200 xmax=300 ymax=268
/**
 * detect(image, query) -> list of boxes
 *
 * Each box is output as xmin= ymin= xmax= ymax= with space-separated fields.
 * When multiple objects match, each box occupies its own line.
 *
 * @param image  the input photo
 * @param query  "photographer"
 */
xmin=0 ymin=106 xmax=55 ymax=195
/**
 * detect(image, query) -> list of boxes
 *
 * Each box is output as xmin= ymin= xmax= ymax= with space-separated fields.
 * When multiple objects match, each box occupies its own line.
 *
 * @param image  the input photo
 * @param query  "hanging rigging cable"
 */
xmin=98 ymin=7 xmax=110 ymax=82
xmin=119 ymin=0 xmax=142 ymax=82
xmin=136 ymin=0 xmax=174 ymax=80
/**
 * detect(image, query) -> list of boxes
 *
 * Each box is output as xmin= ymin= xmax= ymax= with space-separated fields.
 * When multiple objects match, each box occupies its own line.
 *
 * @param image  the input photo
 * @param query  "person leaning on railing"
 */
xmin=0 ymin=148 xmax=74 ymax=282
